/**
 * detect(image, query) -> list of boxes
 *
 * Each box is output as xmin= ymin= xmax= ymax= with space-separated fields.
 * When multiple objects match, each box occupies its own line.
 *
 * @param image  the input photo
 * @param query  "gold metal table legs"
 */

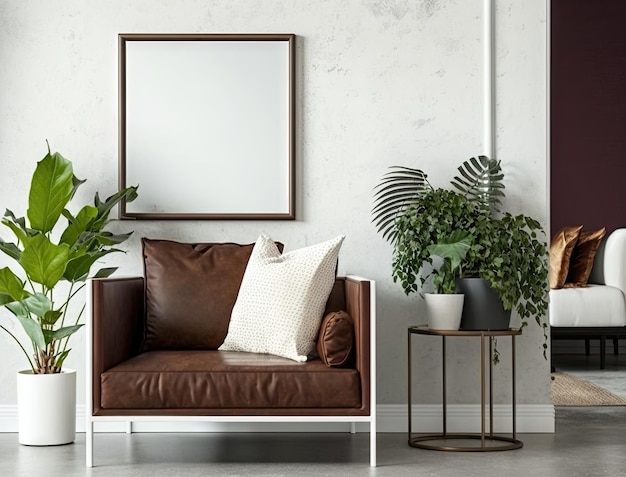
xmin=407 ymin=327 xmax=523 ymax=452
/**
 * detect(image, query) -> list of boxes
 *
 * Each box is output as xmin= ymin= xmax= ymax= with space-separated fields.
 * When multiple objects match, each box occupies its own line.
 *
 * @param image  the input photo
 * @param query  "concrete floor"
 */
xmin=1 ymin=346 xmax=624 ymax=477
xmin=1 ymin=407 xmax=625 ymax=477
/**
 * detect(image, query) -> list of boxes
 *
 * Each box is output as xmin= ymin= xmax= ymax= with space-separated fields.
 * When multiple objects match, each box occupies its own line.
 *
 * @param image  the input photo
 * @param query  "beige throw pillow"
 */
xmin=219 ymin=234 xmax=345 ymax=362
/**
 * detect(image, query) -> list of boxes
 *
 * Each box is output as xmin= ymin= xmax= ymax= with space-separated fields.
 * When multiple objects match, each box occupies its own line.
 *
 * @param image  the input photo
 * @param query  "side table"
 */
xmin=407 ymin=326 xmax=523 ymax=451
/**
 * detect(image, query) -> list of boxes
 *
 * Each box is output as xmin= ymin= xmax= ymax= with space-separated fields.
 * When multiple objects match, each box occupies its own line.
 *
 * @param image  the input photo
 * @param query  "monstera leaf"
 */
xmin=450 ymin=155 xmax=504 ymax=214
xmin=427 ymin=231 xmax=472 ymax=274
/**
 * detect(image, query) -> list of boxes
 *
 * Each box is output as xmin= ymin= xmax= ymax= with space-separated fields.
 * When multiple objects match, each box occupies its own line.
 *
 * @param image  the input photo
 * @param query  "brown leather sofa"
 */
xmin=85 ymin=240 xmax=376 ymax=467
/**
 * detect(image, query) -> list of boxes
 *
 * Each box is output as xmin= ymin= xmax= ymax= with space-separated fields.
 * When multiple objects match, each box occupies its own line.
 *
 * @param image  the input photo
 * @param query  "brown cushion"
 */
xmin=142 ymin=239 xmax=282 ymax=351
xmin=316 ymin=310 xmax=354 ymax=367
xmin=549 ymin=225 xmax=583 ymax=289
xmin=323 ymin=279 xmax=346 ymax=314
xmin=100 ymin=350 xmax=361 ymax=409
xmin=564 ymin=227 xmax=607 ymax=287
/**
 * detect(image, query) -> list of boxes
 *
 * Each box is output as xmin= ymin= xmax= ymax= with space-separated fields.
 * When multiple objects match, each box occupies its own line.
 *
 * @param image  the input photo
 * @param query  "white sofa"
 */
xmin=550 ymin=228 xmax=626 ymax=369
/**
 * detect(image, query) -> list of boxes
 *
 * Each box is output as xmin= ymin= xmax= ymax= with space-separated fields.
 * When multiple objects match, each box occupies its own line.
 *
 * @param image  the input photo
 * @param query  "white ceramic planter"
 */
xmin=17 ymin=369 xmax=76 ymax=446
xmin=424 ymin=293 xmax=465 ymax=330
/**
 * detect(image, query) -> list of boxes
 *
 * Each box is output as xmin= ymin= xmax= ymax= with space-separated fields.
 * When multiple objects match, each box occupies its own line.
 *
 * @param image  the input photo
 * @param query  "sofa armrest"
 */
xmin=344 ymin=276 xmax=375 ymax=414
xmin=602 ymin=229 xmax=626 ymax=294
xmin=89 ymin=277 xmax=145 ymax=414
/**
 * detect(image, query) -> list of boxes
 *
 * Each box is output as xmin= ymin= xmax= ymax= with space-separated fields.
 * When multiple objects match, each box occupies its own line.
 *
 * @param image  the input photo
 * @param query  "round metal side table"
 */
xmin=407 ymin=326 xmax=523 ymax=452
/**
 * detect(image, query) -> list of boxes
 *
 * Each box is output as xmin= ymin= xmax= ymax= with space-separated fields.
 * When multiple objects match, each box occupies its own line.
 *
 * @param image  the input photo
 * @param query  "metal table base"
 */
xmin=408 ymin=327 xmax=523 ymax=452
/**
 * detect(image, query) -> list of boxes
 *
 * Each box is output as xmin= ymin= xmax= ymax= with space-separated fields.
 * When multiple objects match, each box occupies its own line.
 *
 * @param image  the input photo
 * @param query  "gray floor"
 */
xmin=553 ymin=340 xmax=626 ymax=398
xmin=1 ymin=410 xmax=625 ymax=477
xmin=2 ymin=345 xmax=625 ymax=477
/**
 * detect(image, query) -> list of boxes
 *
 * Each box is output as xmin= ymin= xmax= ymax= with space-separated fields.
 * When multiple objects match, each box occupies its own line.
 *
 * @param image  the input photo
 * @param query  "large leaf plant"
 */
xmin=0 ymin=147 xmax=138 ymax=374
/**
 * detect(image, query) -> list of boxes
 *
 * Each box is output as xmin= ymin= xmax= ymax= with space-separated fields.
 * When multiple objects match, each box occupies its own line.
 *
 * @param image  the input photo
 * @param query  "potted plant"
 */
xmin=0 ymin=146 xmax=137 ymax=445
xmin=373 ymin=156 xmax=549 ymax=358
xmin=391 ymin=188 xmax=474 ymax=330
xmin=422 ymin=231 xmax=472 ymax=330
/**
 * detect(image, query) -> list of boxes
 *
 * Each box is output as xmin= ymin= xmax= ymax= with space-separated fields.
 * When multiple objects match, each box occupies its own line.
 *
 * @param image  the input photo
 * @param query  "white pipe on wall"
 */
xmin=484 ymin=0 xmax=496 ymax=158
xmin=546 ymin=0 xmax=552 ymax=235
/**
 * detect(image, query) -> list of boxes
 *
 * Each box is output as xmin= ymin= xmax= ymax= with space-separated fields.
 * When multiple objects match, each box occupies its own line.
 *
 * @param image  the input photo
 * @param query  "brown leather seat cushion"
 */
xmin=101 ymin=351 xmax=361 ymax=409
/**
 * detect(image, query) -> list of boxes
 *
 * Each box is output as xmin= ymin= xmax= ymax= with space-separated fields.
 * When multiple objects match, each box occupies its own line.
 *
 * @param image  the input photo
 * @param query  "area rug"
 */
xmin=551 ymin=372 xmax=626 ymax=406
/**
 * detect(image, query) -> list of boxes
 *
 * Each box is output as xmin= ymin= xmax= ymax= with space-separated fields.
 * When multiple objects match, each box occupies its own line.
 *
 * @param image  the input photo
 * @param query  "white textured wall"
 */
xmin=0 ymin=0 xmax=548 ymax=407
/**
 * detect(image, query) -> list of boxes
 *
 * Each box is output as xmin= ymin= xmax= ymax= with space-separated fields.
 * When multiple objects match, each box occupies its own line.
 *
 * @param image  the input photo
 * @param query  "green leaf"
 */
xmin=21 ymin=293 xmax=53 ymax=318
xmin=52 ymin=324 xmax=83 ymax=341
xmin=0 ymin=239 xmax=21 ymax=261
xmin=54 ymin=349 xmax=71 ymax=370
xmin=5 ymin=293 xmax=52 ymax=320
xmin=0 ymin=267 xmax=28 ymax=302
xmin=93 ymin=267 xmax=118 ymax=279
xmin=43 ymin=324 xmax=83 ymax=345
xmin=27 ymin=151 xmax=74 ymax=233
xmin=94 ymin=231 xmax=133 ymax=246
xmin=2 ymin=216 xmax=28 ymax=245
xmin=63 ymin=250 xmax=111 ymax=282
xmin=427 ymin=231 xmax=472 ymax=272
xmin=60 ymin=205 xmax=98 ymax=247
xmin=372 ymin=167 xmax=432 ymax=242
xmin=20 ymin=234 xmax=70 ymax=288
xmin=92 ymin=186 xmax=139 ymax=231
xmin=42 ymin=309 xmax=62 ymax=325
xmin=69 ymin=175 xmax=87 ymax=200
xmin=14 ymin=314 xmax=46 ymax=350
xmin=4 ymin=209 xmax=27 ymax=230
xmin=450 ymin=156 xmax=504 ymax=214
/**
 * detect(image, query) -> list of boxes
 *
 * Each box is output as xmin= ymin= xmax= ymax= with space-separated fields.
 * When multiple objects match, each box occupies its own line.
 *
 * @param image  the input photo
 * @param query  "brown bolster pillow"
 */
xmin=316 ymin=310 xmax=354 ymax=367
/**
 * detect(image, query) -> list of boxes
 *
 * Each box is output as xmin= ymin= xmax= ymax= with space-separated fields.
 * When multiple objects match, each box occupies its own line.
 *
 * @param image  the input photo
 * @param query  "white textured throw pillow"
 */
xmin=219 ymin=234 xmax=345 ymax=362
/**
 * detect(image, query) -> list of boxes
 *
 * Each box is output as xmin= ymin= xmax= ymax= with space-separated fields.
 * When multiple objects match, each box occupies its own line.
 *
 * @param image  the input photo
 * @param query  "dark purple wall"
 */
xmin=551 ymin=0 xmax=626 ymax=235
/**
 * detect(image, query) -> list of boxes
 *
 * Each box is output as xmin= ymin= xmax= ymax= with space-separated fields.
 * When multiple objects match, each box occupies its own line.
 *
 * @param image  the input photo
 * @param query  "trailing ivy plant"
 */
xmin=393 ymin=188 xmax=478 ymax=295
xmin=0 ymin=146 xmax=138 ymax=374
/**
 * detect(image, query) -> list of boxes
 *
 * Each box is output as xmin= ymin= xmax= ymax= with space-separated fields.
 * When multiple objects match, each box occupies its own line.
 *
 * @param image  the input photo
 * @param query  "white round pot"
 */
xmin=425 ymin=293 xmax=465 ymax=330
xmin=17 ymin=369 xmax=76 ymax=446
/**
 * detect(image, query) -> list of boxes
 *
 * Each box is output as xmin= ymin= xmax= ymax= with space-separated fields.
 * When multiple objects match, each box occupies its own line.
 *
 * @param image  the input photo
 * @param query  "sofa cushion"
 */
xmin=549 ymin=284 xmax=626 ymax=327
xmin=142 ymin=239 xmax=272 ymax=350
xmin=324 ymin=279 xmax=346 ymax=314
xmin=219 ymin=235 xmax=344 ymax=362
xmin=316 ymin=310 xmax=354 ymax=367
xmin=100 ymin=350 xmax=361 ymax=409
xmin=549 ymin=225 xmax=583 ymax=289
xmin=565 ymin=227 xmax=606 ymax=287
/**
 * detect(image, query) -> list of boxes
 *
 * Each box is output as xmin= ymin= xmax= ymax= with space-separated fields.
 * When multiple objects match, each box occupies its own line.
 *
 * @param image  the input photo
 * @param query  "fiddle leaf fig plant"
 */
xmin=0 ymin=146 xmax=138 ymax=374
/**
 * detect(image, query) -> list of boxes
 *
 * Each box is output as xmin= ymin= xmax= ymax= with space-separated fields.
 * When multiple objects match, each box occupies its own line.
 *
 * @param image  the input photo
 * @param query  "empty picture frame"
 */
xmin=118 ymin=33 xmax=295 ymax=220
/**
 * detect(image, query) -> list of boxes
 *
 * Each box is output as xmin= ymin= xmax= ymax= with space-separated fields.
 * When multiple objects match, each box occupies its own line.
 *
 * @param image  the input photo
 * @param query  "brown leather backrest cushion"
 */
xmin=142 ymin=238 xmax=282 ymax=350
xmin=323 ymin=279 xmax=346 ymax=314
xmin=549 ymin=225 xmax=583 ymax=289
xmin=316 ymin=310 xmax=354 ymax=367
xmin=564 ymin=227 xmax=606 ymax=288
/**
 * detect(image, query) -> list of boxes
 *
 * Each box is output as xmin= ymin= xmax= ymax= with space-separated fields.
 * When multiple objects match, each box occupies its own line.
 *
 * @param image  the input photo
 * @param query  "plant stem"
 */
xmin=60 ymin=302 xmax=85 ymax=357
xmin=59 ymin=282 xmax=74 ymax=330
xmin=0 ymin=324 xmax=36 ymax=372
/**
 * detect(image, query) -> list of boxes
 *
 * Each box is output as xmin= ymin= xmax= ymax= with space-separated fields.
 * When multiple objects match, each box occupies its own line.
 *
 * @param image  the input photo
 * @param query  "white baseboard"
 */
xmin=376 ymin=404 xmax=555 ymax=433
xmin=0 ymin=404 xmax=555 ymax=433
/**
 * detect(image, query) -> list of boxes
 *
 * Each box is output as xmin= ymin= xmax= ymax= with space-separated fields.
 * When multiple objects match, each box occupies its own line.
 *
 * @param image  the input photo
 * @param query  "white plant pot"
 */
xmin=425 ymin=293 xmax=464 ymax=330
xmin=17 ymin=369 xmax=76 ymax=446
